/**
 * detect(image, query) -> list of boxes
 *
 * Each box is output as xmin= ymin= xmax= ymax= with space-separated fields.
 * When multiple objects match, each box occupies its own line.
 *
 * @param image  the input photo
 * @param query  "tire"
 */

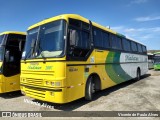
xmin=136 ymin=69 xmax=141 ymax=81
xmin=85 ymin=77 xmax=95 ymax=100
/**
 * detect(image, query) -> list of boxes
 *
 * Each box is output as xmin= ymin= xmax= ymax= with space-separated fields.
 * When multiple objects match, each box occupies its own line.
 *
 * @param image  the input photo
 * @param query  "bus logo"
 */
xmin=125 ymin=55 xmax=138 ymax=62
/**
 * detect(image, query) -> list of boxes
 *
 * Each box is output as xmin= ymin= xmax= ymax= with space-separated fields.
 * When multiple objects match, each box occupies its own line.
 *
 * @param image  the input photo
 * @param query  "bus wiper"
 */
xmin=24 ymin=39 xmax=36 ymax=61
xmin=37 ymin=40 xmax=46 ymax=60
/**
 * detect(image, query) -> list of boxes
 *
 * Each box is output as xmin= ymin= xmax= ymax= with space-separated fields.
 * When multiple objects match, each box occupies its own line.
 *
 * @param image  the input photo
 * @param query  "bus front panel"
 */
xmin=20 ymin=61 xmax=68 ymax=103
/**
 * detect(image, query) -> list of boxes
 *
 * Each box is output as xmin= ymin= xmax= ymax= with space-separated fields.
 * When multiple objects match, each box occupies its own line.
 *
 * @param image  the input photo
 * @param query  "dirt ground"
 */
xmin=0 ymin=69 xmax=160 ymax=119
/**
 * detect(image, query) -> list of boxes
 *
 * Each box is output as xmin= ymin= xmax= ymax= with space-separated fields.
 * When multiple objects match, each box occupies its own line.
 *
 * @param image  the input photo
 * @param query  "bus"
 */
xmin=0 ymin=31 xmax=26 ymax=93
xmin=20 ymin=14 xmax=148 ymax=103
xmin=147 ymin=53 xmax=154 ymax=69
xmin=154 ymin=52 xmax=160 ymax=70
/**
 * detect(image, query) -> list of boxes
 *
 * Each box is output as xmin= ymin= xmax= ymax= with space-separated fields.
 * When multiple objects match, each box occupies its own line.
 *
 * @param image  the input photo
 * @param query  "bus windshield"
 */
xmin=0 ymin=35 xmax=5 ymax=61
xmin=22 ymin=20 xmax=66 ymax=59
xmin=0 ymin=35 xmax=5 ymax=45
xmin=154 ymin=54 xmax=160 ymax=63
xmin=0 ymin=46 xmax=5 ymax=61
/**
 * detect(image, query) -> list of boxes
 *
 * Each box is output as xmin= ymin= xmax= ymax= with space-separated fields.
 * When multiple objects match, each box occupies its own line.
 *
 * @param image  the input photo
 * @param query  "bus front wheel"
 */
xmin=85 ymin=77 xmax=95 ymax=100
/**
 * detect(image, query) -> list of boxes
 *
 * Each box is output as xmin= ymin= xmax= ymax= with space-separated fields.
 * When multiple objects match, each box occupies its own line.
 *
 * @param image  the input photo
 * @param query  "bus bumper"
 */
xmin=20 ymin=84 xmax=68 ymax=104
xmin=0 ymin=75 xmax=4 ymax=93
xmin=0 ymin=82 xmax=4 ymax=93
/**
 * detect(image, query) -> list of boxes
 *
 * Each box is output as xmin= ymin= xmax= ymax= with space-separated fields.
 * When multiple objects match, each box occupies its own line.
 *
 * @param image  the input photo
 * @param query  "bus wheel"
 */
xmin=136 ymin=68 xmax=141 ymax=80
xmin=85 ymin=77 xmax=95 ymax=100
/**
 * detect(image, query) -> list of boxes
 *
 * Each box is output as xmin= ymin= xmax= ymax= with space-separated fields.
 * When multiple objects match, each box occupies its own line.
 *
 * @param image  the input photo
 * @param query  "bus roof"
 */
xmin=28 ymin=14 xmax=145 ymax=46
xmin=28 ymin=14 xmax=117 ymax=34
xmin=0 ymin=31 xmax=26 ymax=36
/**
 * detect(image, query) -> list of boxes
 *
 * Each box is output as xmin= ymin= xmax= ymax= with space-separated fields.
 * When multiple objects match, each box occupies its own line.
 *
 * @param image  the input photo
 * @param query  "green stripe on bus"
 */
xmin=105 ymin=52 xmax=132 ymax=84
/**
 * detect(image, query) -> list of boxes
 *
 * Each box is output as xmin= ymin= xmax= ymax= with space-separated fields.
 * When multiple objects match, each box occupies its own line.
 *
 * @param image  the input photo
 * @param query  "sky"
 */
xmin=0 ymin=0 xmax=160 ymax=50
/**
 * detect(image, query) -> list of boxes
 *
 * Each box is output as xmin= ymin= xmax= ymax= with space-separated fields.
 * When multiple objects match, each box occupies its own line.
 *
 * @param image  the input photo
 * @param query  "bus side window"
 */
xmin=131 ymin=41 xmax=138 ymax=52
xmin=68 ymin=27 xmax=90 ymax=58
xmin=102 ymin=32 xmax=110 ymax=48
xmin=111 ymin=34 xmax=122 ymax=50
xmin=81 ymin=31 xmax=90 ymax=49
xmin=122 ymin=38 xmax=131 ymax=52
xmin=69 ymin=29 xmax=80 ymax=46
xmin=68 ymin=19 xmax=91 ymax=59
xmin=142 ymin=46 xmax=147 ymax=54
xmin=138 ymin=44 xmax=143 ymax=53
xmin=93 ymin=28 xmax=103 ymax=48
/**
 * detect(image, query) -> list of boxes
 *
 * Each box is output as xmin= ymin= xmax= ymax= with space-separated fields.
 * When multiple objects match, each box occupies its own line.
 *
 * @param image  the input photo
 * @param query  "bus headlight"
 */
xmin=45 ymin=81 xmax=61 ymax=87
xmin=46 ymin=81 xmax=50 ymax=85
xmin=51 ymin=82 xmax=54 ymax=86
xmin=55 ymin=82 xmax=61 ymax=86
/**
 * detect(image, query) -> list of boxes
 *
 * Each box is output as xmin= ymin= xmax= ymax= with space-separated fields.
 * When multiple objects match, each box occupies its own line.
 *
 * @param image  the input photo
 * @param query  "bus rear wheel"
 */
xmin=85 ymin=77 xmax=95 ymax=100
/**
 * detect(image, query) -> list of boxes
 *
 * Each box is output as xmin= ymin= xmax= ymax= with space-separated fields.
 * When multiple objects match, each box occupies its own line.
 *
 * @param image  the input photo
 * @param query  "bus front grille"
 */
xmin=26 ymin=78 xmax=43 ymax=86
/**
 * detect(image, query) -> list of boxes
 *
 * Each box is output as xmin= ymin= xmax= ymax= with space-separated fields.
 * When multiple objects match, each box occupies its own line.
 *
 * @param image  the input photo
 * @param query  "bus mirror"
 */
xmin=5 ymin=51 xmax=10 ymax=62
xmin=69 ymin=29 xmax=77 ymax=46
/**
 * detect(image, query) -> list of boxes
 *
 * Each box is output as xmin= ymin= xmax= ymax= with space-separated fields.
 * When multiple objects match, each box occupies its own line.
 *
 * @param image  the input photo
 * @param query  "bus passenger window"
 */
xmin=102 ymin=32 xmax=110 ymax=48
xmin=142 ymin=46 xmax=147 ymax=54
xmin=131 ymin=42 xmax=138 ymax=52
xmin=111 ymin=35 xmax=122 ymax=50
xmin=93 ymin=28 xmax=102 ymax=48
xmin=122 ymin=39 xmax=131 ymax=52
xmin=81 ymin=31 xmax=89 ymax=49
xmin=138 ymin=44 xmax=143 ymax=53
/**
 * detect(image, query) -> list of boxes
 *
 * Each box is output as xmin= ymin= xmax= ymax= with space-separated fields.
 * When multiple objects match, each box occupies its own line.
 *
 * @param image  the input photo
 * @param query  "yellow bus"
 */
xmin=0 ymin=31 xmax=26 ymax=93
xmin=20 ymin=14 xmax=148 ymax=103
